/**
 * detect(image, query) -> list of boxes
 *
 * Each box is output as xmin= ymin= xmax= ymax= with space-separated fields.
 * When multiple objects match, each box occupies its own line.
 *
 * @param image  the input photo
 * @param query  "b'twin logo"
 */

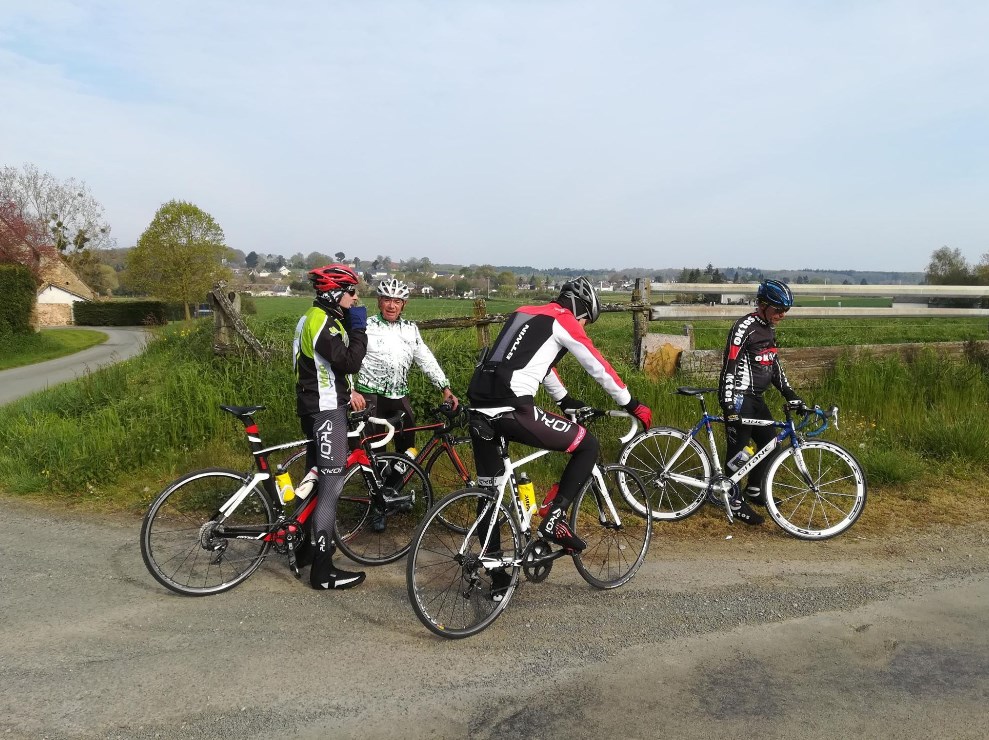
xmin=504 ymin=324 xmax=529 ymax=360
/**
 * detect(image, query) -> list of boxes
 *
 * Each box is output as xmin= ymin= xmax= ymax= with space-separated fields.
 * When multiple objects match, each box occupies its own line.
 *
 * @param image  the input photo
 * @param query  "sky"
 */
xmin=1 ymin=1 xmax=987 ymax=272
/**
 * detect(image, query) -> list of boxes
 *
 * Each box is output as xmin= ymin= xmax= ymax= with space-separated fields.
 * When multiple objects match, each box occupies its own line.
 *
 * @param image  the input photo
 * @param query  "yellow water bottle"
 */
xmin=275 ymin=472 xmax=295 ymax=503
xmin=517 ymin=472 xmax=536 ymax=513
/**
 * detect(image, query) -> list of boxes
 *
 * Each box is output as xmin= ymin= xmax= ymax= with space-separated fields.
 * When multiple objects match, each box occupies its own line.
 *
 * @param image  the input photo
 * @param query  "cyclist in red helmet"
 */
xmin=293 ymin=263 xmax=368 ymax=589
xmin=719 ymin=279 xmax=803 ymax=524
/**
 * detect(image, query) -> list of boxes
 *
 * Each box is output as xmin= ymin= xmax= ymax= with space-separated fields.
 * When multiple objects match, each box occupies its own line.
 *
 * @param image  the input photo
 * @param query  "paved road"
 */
xmin=0 ymin=327 xmax=148 ymax=405
xmin=0 ymin=495 xmax=985 ymax=739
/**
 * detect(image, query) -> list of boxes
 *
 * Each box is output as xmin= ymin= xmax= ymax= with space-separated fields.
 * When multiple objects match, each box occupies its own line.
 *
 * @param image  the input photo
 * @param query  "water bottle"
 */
xmin=727 ymin=442 xmax=757 ymax=472
xmin=274 ymin=472 xmax=295 ymax=503
xmin=294 ymin=466 xmax=318 ymax=500
xmin=517 ymin=472 xmax=537 ymax=514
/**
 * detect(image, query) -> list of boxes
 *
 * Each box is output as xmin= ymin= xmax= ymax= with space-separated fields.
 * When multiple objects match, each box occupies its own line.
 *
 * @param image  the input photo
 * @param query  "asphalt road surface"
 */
xmin=0 ymin=495 xmax=986 ymax=739
xmin=0 ymin=327 xmax=148 ymax=405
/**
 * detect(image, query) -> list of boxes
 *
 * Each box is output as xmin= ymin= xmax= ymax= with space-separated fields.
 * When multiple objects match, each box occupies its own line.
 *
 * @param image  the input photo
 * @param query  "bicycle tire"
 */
xmin=406 ymin=488 xmax=521 ymax=639
xmin=335 ymin=452 xmax=433 ymax=565
xmin=617 ymin=427 xmax=710 ymax=521
xmin=570 ymin=465 xmax=652 ymax=589
xmin=764 ymin=441 xmax=867 ymax=540
xmin=140 ymin=468 xmax=275 ymax=596
xmin=423 ymin=442 xmax=475 ymax=534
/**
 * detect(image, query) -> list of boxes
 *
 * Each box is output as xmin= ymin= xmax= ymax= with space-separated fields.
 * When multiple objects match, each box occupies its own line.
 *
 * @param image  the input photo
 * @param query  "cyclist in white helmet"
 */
xmin=351 ymin=277 xmax=459 ymax=460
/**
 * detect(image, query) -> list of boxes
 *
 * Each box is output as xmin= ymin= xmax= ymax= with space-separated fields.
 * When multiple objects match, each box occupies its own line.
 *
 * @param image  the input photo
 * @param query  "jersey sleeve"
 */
xmin=552 ymin=312 xmax=631 ymax=407
xmin=316 ymin=325 xmax=367 ymax=375
xmin=719 ymin=325 xmax=745 ymax=410
xmin=541 ymin=367 xmax=568 ymax=403
xmin=410 ymin=324 xmax=451 ymax=390
xmin=771 ymin=352 xmax=799 ymax=402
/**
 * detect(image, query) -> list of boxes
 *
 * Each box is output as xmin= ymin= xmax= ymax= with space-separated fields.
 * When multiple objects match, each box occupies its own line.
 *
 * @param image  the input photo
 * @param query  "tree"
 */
xmin=125 ymin=200 xmax=230 ymax=320
xmin=245 ymin=251 xmax=259 ymax=269
xmin=0 ymin=198 xmax=57 ymax=283
xmin=65 ymin=250 xmax=118 ymax=296
xmin=925 ymin=246 xmax=973 ymax=285
xmin=334 ymin=251 xmax=345 ymax=262
xmin=976 ymin=253 xmax=989 ymax=285
xmin=306 ymin=251 xmax=332 ymax=269
xmin=0 ymin=163 xmax=113 ymax=251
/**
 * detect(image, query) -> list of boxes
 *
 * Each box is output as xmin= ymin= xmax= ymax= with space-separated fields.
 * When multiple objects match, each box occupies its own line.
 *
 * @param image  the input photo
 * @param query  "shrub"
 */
xmin=75 ymin=300 xmax=168 ymax=326
xmin=0 ymin=263 xmax=36 ymax=336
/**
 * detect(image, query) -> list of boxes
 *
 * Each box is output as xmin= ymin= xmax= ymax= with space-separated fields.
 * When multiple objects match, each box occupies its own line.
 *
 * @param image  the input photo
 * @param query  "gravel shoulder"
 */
xmin=0 ymin=494 xmax=986 ymax=739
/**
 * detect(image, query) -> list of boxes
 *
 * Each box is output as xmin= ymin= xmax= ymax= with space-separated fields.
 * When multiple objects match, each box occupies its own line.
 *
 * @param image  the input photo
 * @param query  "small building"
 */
xmin=36 ymin=256 xmax=96 ymax=326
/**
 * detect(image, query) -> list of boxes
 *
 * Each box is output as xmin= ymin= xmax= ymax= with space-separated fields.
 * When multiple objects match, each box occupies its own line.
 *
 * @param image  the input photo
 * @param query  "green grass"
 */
xmin=0 ymin=328 xmax=108 ymax=370
xmin=1 ymin=302 xmax=987 ymax=525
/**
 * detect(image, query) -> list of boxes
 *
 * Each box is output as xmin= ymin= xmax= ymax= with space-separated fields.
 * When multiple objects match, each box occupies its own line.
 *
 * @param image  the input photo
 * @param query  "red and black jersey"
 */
xmin=719 ymin=311 xmax=798 ymax=411
xmin=468 ymin=303 xmax=631 ymax=410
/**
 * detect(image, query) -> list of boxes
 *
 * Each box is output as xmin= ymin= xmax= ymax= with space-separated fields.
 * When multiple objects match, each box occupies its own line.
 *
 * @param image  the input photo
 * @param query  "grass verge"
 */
xmin=0 ymin=328 xmax=108 ymax=370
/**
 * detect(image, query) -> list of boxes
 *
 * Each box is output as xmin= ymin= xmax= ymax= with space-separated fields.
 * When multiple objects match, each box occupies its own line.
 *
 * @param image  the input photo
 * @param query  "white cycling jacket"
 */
xmin=355 ymin=314 xmax=450 ymax=399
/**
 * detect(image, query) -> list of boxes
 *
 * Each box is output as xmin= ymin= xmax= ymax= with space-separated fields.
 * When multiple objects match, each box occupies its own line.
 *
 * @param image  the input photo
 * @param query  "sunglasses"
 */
xmin=768 ymin=305 xmax=789 ymax=314
xmin=342 ymin=286 xmax=357 ymax=296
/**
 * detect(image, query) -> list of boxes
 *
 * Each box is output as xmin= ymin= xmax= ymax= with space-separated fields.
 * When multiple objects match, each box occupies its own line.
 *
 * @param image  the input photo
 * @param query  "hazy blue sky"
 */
xmin=2 ymin=1 xmax=986 ymax=271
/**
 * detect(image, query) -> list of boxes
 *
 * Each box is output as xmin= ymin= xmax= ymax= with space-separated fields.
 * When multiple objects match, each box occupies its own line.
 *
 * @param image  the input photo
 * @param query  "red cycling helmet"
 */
xmin=308 ymin=264 xmax=359 ymax=294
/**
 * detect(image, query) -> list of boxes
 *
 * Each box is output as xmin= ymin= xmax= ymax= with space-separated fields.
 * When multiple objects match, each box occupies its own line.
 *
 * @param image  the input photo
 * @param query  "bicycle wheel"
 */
xmin=764 ymin=441 xmax=867 ymax=540
xmin=335 ymin=453 xmax=433 ymax=565
xmin=140 ymin=468 xmax=275 ymax=596
xmin=406 ymin=488 xmax=521 ymax=639
xmin=570 ymin=465 xmax=652 ymax=589
xmin=617 ymin=427 xmax=710 ymax=521
xmin=424 ymin=441 xmax=475 ymax=534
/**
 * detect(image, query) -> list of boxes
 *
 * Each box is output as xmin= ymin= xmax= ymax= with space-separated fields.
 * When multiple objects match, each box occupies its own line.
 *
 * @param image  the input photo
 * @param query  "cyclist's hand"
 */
xmin=624 ymin=398 xmax=652 ymax=429
xmin=344 ymin=305 xmax=368 ymax=332
xmin=442 ymin=388 xmax=459 ymax=410
xmin=787 ymin=398 xmax=806 ymax=413
xmin=350 ymin=390 xmax=367 ymax=411
xmin=558 ymin=395 xmax=587 ymax=414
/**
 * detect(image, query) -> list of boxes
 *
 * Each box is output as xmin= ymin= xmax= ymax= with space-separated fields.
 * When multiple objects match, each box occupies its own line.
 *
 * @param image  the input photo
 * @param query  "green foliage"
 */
xmin=75 ymin=300 xmax=168 ymax=326
xmin=0 ymin=263 xmax=35 ymax=337
xmin=125 ymin=200 xmax=231 ymax=319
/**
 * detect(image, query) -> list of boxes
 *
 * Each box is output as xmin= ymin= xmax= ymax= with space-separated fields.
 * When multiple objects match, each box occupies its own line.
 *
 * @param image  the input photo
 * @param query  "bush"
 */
xmin=0 ymin=263 xmax=36 ymax=336
xmin=75 ymin=300 xmax=168 ymax=326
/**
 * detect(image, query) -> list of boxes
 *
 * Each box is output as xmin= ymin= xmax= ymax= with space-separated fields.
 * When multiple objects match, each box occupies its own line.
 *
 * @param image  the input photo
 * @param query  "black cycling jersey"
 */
xmin=718 ymin=311 xmax=798 ymax=412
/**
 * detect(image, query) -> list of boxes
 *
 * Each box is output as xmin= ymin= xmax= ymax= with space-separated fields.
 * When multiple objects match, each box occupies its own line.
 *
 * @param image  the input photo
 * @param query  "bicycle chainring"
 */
xmin=522 ymin=539 xmax=554 ymax=583
xmin=705 ymin=475 xmax=737 ymax=509
xmin=271 ymin=519 xmax=304 ymax=555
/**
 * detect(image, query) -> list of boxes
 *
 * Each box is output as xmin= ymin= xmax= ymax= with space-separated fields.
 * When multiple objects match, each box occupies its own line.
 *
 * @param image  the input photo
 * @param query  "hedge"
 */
xmin=75 ymin=300 xmax=169 ymax=326
xmin=0 ymin=263 xmax=36 ymax=337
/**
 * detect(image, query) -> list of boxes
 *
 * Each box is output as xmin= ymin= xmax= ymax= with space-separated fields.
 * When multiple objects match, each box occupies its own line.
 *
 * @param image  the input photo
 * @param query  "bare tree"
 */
xmin=0 ymin=163 xmax=113 ymax=251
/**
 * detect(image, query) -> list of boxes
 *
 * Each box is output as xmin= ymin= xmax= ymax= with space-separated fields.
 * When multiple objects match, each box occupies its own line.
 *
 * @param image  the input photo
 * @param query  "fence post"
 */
xmin=632 ymin=278 xmax=650 ymax=367
xmin=473 ymin=299 xmax=490 ymax=350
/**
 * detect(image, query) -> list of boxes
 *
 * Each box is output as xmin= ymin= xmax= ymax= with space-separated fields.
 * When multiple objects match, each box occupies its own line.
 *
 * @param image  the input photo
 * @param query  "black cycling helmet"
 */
xmin=556 ymin=276 xmax=601 ymax=324
xmin=757 ymin=279 xmax=794 ymax=310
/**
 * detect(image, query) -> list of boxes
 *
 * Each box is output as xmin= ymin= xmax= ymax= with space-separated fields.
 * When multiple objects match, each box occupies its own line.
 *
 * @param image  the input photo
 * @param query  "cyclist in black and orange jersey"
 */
xmin=467 ymin=277 xmax=652 ymax=573
xmin=719 ymin=279 xmax=804 ymax=525
xmin=293 ymin=264 xmax=368 ymax=590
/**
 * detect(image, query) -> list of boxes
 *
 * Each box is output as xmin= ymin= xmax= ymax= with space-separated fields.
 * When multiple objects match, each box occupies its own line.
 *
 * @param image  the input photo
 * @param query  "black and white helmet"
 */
xmin=376 ymin=278 xmax=410 ymax=300
xmin=556 ymin=276 xmax=601 ymax=324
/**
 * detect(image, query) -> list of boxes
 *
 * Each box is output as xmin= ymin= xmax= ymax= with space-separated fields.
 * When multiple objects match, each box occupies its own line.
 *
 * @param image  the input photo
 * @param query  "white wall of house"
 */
xmin=37 ymin=285 xmax=87 ymax=304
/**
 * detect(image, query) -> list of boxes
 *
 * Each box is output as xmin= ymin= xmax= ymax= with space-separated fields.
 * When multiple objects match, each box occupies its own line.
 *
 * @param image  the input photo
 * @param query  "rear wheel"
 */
xmin=406 ymin=488 xmax=521 ymax=639
xmin=570 ymin=465 xmax=652 ymax=589
xmin=140 ymin=468 xmax=275 ymax=596
xmin=764 ymin=441 xmax=867 ymax=540
xmin=335 ymin=453 xmax=433 ymax=565
xmin=618 ymin=427 xmax=710 ymax=520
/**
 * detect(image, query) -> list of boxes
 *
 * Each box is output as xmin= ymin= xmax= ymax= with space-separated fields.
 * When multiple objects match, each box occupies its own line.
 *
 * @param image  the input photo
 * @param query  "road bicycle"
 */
xmin=405 ymin=407 xmax=653 ymax=638
xmin=617 ymin=386 xmax=866 ymax=540
xmin=140 ymin=404 xmax=428 ymax=596
xmin=391 ymin=401 xmax=476 ymax=500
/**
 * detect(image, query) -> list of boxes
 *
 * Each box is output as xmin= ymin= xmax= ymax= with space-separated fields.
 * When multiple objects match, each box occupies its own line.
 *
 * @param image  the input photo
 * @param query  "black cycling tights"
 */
xmin=300 ymin=407 xmax=350 ymax=537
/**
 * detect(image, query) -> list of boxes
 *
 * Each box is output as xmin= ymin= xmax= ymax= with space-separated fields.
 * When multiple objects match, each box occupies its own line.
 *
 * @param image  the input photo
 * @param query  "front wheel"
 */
xmin=764 ymin=441 xmax=867 ymax=540
xmin=617 ymin=427 xmax=710 ymax=521
xmin=335 ymin=452 xmax=433 ymax=565
xmin=140 ymin=468 xmax=275 ymax=596
xmin=406 ymin=488 xmax=521 ymax=639
xmin=570 ymin=465 xmax=653 ymax=589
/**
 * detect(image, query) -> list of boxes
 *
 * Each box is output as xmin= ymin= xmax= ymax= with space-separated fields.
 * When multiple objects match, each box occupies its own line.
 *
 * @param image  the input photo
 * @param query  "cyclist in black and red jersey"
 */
xmin=718 ymin=279 xmax=804 ymax=524
xmin=467 ymin=277 xmax=652 ymax=570
xmin=293 ymin=264 xmax=368 ymax=590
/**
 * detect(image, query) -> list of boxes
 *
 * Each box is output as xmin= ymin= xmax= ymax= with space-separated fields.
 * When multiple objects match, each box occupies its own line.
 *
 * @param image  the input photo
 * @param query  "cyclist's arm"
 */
xmin=771 ymin=354 xmax=800 ymax=403
xmin=720 ymin=318 xmax=749 ymax=411
xmin=409 ymin=323 xmax=452 ymax=391
xmin=541 ymin=367 xmax=569 ymax=404
xmin=552 ymin=313 xmax=632 ymax=407
xmin=317 ymin=325 xmax=367 ymax=375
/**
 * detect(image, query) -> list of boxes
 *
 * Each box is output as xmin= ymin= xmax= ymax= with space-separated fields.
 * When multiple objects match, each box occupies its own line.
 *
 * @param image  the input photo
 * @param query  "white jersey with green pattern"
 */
xmin=355 ymin=314 xmax=450 ymax=399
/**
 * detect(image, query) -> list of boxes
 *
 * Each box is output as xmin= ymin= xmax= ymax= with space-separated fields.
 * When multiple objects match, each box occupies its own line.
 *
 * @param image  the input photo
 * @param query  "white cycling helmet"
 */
xmin=376 ymin=278 xmax=410 ymax=300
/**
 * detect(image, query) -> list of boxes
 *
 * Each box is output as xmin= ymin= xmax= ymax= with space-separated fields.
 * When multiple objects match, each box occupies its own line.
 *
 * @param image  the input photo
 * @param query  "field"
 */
xmin=0 ymin=296 xmax=986 ymax=539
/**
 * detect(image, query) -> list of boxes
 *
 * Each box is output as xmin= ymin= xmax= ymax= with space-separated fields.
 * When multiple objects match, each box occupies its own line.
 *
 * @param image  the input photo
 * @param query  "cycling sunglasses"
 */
xmin=342 ymin=286 xmax=357 ymax=296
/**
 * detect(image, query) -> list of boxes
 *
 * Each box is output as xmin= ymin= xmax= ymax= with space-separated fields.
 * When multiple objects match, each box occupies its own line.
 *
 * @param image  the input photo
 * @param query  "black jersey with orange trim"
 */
xmin=718 ymin=311 xmax=798 ymax=411
xmin=467 ymin=303 xmax=632 ymax=410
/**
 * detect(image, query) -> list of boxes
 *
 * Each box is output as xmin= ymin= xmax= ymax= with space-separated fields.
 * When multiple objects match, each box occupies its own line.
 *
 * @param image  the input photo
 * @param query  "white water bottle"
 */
xmin=295 ymin=466 xmax=318 ymax=499
xmin=727 ymin=442 xmax=757 ymax=472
